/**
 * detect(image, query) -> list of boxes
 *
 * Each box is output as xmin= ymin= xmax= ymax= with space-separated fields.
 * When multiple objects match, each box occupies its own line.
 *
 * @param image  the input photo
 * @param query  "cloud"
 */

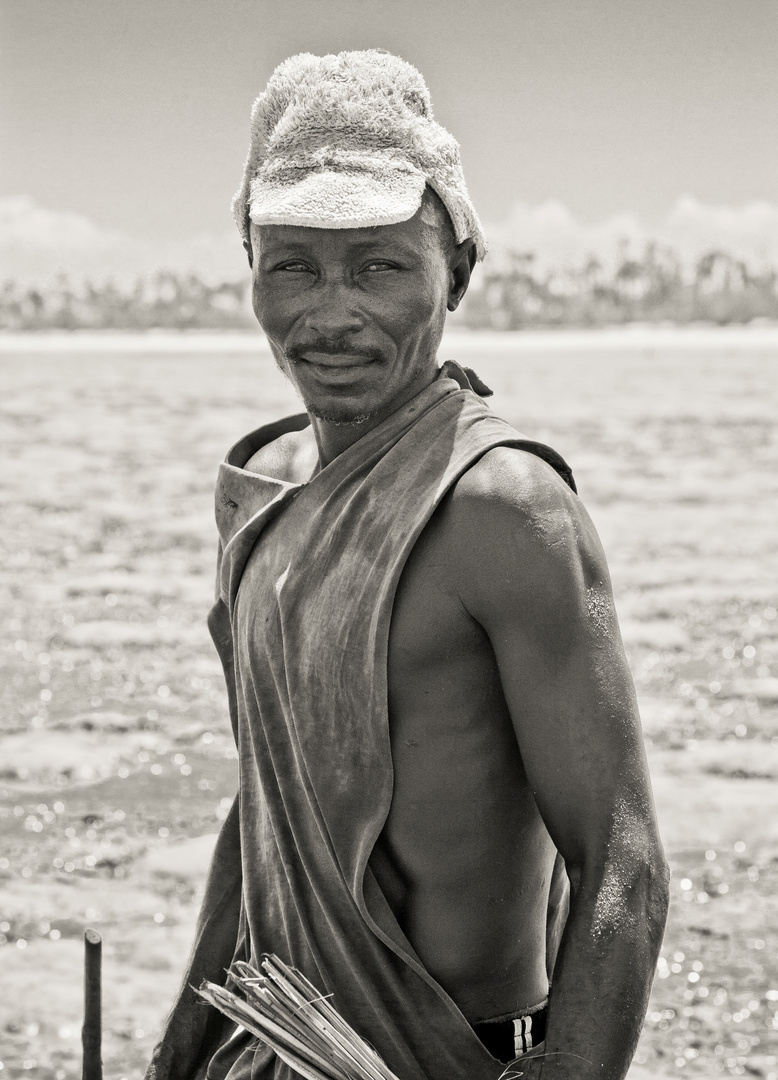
xmin=487 ymin=200 xmax=645 ymax=271
xmin=486 ymin=197 xmax=778 ymax=273
xmin=0 ymin=197 xmax=139 ymax=282
xmin=663 ymin=197 xmax=778 ymax=268
xmin=0 ymin=196 xmax=247 ymax=285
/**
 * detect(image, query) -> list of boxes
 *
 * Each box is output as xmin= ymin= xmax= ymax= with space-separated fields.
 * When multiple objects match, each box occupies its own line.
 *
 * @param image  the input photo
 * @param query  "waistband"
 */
xmin=471 ymin=1000 xmax=548 ymax=1063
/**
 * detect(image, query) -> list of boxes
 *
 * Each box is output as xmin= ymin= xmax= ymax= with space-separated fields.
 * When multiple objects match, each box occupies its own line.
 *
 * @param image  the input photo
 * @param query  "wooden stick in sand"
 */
xmin=82 ymin=928 xmax=103 ymax=1080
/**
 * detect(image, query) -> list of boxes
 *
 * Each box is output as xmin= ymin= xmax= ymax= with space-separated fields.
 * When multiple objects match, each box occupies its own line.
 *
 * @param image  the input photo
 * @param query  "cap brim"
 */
xmin=248 ymin=168 xmax=427 ymax=231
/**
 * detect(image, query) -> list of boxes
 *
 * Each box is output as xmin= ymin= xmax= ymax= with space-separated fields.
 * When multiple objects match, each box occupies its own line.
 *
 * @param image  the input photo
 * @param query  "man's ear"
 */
xmin=447 ymin=238 xmax=477 ymax=312
xmin=243 ymin=238 xmax=253 ymax=270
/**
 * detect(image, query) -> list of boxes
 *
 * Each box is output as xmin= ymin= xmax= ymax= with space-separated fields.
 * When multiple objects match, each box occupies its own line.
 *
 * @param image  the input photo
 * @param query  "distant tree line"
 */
xmin=2 ymin=246 xmax=778 ymax=331
xmin=0 ymin=271 xmax=253 ymax=331
xmin=460 ymin=245 xmax=778 ymax=328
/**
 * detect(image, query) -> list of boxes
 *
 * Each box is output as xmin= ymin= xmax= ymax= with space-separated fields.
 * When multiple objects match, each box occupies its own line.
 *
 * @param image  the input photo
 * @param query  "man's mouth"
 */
xmin=300 ymin=352 xmax=377 ymax=370
xmin=285 ymin=342 xmax=384 ymax=371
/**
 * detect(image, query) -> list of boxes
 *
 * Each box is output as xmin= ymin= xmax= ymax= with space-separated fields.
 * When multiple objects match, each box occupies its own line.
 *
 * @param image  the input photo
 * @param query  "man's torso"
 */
xmin=242 ymin=425 xmax=559 ymax=1023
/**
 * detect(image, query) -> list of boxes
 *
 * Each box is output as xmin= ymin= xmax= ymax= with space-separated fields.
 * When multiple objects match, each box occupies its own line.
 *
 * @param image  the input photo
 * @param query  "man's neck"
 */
xmin=309 ymin=370 xmax=438 ymax=469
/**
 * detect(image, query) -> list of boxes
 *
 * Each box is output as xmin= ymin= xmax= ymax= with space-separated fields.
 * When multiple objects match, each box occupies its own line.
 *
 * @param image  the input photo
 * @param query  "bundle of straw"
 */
xmin=197 ymin=955 xmax=401 ymax=1080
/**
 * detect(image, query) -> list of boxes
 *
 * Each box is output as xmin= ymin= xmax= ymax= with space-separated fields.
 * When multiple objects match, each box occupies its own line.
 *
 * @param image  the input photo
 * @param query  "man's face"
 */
xmin=249 ymin=203 xmax=465 ymax=426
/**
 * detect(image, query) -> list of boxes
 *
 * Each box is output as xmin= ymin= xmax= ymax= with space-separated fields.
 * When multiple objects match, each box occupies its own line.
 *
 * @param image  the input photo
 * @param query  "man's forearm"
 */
xmin=145 ymin=797 xmax=244 ymax=1080
xmin=526 ymin=856 xmax=670 ymax=1080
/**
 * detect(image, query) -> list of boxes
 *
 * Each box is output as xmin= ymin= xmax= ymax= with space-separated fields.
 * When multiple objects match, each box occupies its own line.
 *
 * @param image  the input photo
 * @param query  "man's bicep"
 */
xmin=456 ymin=461 xmax=654 ymax=871
xmin=498 ymin=621 xmax=650 ymax=873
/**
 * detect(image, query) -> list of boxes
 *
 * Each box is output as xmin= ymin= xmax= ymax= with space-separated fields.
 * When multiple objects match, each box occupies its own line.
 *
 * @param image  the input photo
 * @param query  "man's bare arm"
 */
xmin=145 ymin=796 xmax=243 ymax=1080
xmin=450 ymin=447 xmax=670 ymax=1080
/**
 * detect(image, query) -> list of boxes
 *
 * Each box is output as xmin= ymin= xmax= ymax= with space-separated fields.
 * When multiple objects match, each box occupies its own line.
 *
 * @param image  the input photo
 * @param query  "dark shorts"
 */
xmin=471 ymin=1001 xmax=548 ymax=1063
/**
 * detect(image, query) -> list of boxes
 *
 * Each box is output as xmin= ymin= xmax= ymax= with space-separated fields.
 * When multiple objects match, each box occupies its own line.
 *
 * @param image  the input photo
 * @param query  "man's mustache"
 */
xmin=285 ymin=340 xmax=384 ymax=364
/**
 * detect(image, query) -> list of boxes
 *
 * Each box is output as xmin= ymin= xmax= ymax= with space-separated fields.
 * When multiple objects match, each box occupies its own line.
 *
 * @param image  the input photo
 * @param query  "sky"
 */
xmin=3 ymin=0 xmax=778 ymax=280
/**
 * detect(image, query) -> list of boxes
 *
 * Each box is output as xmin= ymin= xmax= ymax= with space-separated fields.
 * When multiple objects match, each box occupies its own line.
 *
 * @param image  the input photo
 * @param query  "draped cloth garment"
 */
xmin=145 ymin=365 xmax=575 ymax=1080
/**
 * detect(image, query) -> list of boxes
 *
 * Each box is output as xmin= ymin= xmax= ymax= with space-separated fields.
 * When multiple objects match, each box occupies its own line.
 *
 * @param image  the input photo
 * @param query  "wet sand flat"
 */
xmin=1 ymin=329 xmax=776 ymax=1079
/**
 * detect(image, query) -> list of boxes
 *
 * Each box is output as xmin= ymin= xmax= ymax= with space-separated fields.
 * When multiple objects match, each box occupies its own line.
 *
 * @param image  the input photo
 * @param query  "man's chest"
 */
xmin=233 ymin=484 xmax=494 ymax=700
xmin=387 ymin=505 xmax=496 ymax=709
xmin=385 ymin=497 xmax=515 ymax=792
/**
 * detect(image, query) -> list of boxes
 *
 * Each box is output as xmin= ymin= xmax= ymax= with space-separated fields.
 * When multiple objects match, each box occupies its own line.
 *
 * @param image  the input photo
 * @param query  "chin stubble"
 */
xmin=304 ymin=403 xmax=374 ymax=426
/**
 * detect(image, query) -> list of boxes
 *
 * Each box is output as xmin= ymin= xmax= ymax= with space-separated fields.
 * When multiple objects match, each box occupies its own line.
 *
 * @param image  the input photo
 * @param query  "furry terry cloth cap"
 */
xmin=233 ymin=49 xmax=487 ymax=260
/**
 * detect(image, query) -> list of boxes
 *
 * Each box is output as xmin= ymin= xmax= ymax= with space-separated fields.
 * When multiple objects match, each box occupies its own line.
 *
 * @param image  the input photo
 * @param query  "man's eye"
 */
xmin=362 ymin=261 xmax=397 ymax=272
xmin=276 ymin=262 xmax=312 ymax=273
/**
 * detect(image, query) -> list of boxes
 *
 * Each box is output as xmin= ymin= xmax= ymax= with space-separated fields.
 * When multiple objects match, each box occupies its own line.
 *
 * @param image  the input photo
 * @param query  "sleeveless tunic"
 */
xmin=146 ymin=365 xmax=575 ymax=1080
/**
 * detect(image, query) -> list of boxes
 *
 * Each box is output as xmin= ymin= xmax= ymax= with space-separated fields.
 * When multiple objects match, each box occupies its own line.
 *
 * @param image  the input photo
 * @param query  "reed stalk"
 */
xmin=197 ymin=954 xmax=401 ymax=1080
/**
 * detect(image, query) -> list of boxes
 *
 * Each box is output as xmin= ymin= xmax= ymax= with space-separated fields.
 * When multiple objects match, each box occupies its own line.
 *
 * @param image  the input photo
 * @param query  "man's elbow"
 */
xmin=575 ymin=838 xmax=670 ymax=949
xmin=612 ymin=846 xmax=669 ymax=947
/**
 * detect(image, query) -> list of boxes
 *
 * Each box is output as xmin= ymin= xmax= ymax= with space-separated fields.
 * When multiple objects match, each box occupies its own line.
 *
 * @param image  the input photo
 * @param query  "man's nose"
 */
xmin=303 ymin=279 xmax=364 ymax=337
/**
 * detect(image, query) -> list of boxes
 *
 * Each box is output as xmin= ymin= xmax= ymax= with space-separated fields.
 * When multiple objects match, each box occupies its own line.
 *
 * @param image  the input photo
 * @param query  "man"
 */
xmin=147 ymin=50 xmax=669 ymax=1080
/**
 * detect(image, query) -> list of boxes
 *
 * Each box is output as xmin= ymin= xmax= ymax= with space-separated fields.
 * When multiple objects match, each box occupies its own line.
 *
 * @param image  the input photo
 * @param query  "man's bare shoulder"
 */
xmin=243 ymin=427 xmax=318 ymax=483
xmin=439 ymin=445 xmax=614 ymax=627
xmin=454 ymin=443 xmax=576 ymax=511
xmin=447 ymin=444 xmax=589 ymax=556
